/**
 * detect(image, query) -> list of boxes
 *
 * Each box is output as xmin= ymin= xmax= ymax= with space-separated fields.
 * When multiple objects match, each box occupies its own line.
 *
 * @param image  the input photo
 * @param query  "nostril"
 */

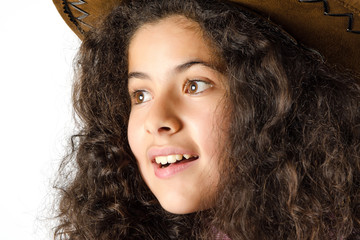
xmin=158 ymin=126 xmax=171 ymax=132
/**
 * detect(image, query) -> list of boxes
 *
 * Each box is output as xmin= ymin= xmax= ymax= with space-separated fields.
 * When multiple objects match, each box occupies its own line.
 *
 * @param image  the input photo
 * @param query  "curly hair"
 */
xmin=54 ymin=0 xmax=360 ymax=239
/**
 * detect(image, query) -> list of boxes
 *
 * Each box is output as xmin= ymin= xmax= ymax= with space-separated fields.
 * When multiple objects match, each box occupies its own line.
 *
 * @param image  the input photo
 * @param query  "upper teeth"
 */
xmin=155 ymin=154 xmax=195 ymax=165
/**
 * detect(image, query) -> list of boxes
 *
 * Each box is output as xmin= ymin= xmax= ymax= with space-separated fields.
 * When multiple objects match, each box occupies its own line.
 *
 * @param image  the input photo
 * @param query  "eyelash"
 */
xmin=130 ymin=79 xmax=213 ymax=105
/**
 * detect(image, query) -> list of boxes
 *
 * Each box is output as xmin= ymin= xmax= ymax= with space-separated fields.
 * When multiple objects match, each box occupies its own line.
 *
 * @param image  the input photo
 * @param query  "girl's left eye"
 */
xmin=184 ymin=80 xmax=213 ymax=95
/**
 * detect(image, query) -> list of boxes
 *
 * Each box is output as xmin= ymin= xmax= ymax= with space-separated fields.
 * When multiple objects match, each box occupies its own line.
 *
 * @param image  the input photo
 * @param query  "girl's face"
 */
xmin=127 ymin=16 xmax=227 ymax=214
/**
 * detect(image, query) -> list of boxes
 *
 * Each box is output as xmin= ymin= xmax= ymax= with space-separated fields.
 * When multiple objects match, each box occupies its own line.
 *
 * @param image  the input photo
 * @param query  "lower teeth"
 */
xmin=161 ymin=163 xmax=171 ymax=168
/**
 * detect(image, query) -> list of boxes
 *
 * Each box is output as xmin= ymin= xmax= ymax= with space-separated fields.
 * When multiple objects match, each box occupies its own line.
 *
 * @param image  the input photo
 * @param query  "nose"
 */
xmin=144 ymin=95 xmax=182 ymax=136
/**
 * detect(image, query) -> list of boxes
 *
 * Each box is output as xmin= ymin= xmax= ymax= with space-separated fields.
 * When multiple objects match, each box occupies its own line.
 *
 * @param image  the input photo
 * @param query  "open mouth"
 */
xmin=154 ymin=154 xmax=199 ymax=168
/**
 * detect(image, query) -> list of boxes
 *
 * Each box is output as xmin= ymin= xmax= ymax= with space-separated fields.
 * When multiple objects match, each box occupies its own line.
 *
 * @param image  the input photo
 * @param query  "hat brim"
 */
xmin=53 ymin=0 xmax=360 ymax=73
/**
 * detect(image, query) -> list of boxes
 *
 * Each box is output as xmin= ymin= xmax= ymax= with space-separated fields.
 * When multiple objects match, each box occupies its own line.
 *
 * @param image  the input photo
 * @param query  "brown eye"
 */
xmin=132 ymin=90 xmax=152 ymax=104
xmin=184 ymin=80 xmax=212 ymax=95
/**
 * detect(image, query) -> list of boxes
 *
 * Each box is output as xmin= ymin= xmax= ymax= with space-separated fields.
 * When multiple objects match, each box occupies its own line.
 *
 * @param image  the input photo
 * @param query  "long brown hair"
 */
xmin=54 ymin=0 xmax=360 ymax=239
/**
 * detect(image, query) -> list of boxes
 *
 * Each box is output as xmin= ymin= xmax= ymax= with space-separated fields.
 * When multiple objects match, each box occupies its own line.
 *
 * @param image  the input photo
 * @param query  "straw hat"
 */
xmin=53 ymin=0 xmax=360 ymax=73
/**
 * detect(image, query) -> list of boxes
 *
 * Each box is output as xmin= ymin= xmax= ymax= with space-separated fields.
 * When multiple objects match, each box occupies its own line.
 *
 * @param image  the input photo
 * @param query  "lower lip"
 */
xmin=153 ymin=158 xmax=198 ymax=179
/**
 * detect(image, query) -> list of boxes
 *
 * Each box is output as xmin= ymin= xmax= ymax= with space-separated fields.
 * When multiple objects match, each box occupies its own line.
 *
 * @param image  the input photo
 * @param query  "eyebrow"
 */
xmin=175 ymin=60 xmax=215 ymax=72
xmin=128 ymin=60 xmax=218 ymax=81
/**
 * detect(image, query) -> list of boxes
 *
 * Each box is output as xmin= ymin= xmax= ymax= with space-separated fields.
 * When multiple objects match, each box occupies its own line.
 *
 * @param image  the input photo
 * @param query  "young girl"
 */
xmin=53 ymin=0 xmax=360 ymax=239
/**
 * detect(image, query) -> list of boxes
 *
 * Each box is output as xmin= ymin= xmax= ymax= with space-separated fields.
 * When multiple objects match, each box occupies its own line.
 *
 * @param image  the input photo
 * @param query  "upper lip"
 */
xmin=147 ymin=146 xmax=198 ymax=163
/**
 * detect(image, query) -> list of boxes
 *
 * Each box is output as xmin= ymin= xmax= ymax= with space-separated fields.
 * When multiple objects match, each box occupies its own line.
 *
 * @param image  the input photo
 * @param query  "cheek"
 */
xmin=128 ymin=111 xmax=150 ymax=182
xmin=197 ymin=102 xmax=228 ymax=169
xmin=127 ymin=111 xmax=141 ymax=158
xmin=191 ymin=103 xmax=225 ymax=147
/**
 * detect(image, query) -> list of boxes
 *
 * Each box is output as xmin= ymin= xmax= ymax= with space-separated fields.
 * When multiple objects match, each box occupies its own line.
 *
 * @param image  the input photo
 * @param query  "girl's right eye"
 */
xmin=131 ymin=90 xmax=152 ymax=104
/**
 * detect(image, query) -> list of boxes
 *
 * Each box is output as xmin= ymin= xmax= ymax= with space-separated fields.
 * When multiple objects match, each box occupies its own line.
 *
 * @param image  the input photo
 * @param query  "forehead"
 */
xmin=128 ymin=15 xmax=218 ymax=71
xmin=131 ymin=15 xmax=203 ymax=43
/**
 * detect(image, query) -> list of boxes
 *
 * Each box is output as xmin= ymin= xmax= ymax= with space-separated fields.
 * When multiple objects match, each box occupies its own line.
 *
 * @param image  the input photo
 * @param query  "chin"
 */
xmin=158 ymin=197 xmax=214 ymax=215
xmin=158 ymin=198 xmax=200 ymax=215
xmin=153 ymin=185 xmax=217 ymax=214
xmin=162 ymin=206 xmax=198 ymax=215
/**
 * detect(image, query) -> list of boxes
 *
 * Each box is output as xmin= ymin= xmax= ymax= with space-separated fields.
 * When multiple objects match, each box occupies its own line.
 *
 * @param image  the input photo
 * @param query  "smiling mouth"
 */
xmin=155 ymin=154 xmax=199 ymax=168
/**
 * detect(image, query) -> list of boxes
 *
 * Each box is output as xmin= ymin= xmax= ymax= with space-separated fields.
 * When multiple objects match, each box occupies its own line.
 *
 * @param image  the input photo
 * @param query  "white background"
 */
xmin=0 ymin=1 xmax=79 ymax=239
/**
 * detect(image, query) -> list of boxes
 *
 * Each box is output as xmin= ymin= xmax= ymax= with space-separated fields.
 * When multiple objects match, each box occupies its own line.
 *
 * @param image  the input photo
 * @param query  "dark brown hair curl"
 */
xmin=54 ymin=0 xmax=360 ymax=239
